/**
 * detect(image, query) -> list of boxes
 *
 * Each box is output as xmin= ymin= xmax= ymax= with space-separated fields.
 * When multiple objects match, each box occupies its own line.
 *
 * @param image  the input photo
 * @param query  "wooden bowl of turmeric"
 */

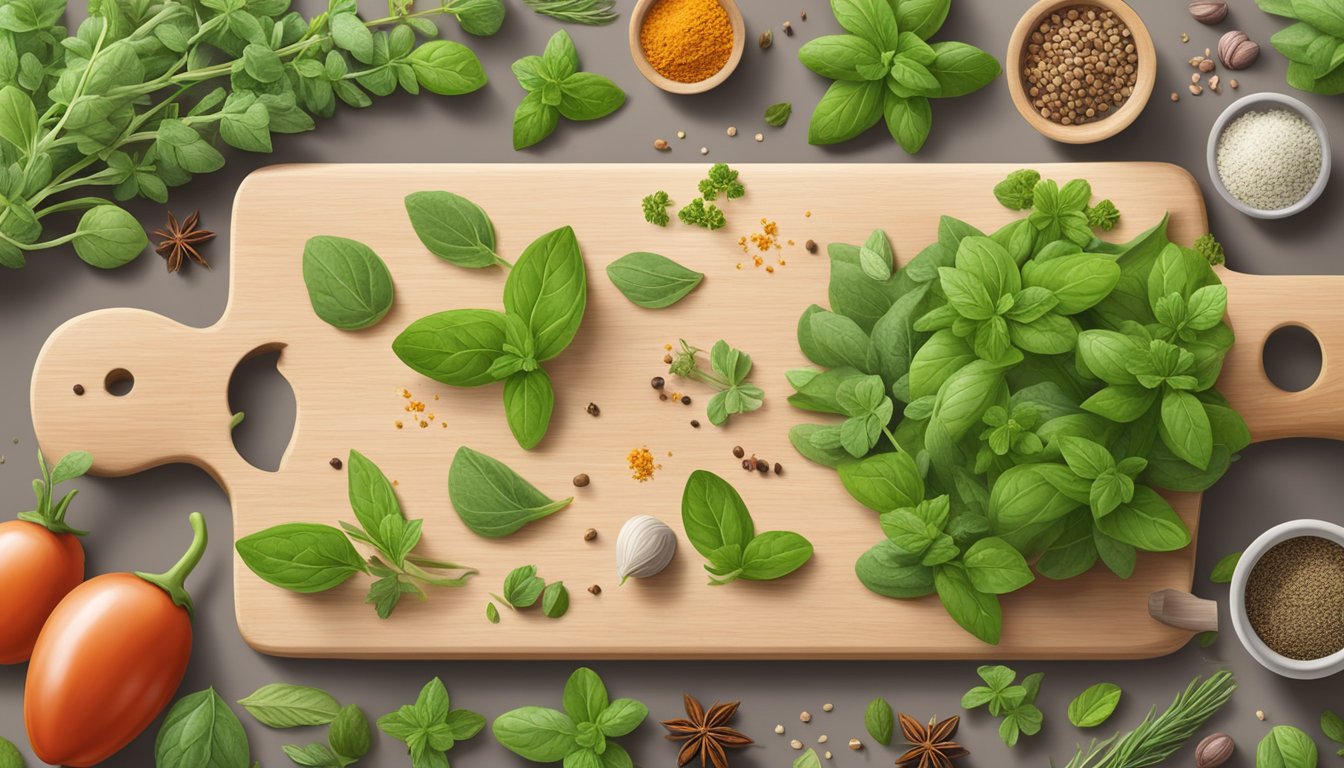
xmin=630 ymin=0 xmax=745 ymax=94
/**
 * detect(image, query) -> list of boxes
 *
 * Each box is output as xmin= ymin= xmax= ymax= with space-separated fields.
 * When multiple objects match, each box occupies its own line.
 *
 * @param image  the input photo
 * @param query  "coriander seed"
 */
xmin=677 ymin=130 xmax=686 ymax=139
xmin=805 ymin=239 xmax=818 ymax=253
xmin=849 ymin=738 xmax=863 ymax=750
xmin=1024 ymin=5 xmax=1140 ymax=126
xmin=1256 ymin=710 xmax=1265 ymax=721
xmin=818 ymin=734 xmax=828 ymax=743
xmin=775 ymin=724 xmax=785 ymax=734
xmin=583 ymin=527 xmax=597 ymax=541
xmin=733 ymin=445 xmax=745 ymax=458
xmin=790 ymin=739 xmax=803 ymax=749
xmin=759 ymin=29 xmax=773 ymax=49
xmin=754 ymin=132 xmax=764 ymax=142
xmin=727 ymin=126 xmax=738 ymax=137
xmin=573 ymin=473 xmax=591 ymax=487
xmin=700 ymin=146 xmax=709 ymax=155
xmin=800 ymin=711 xmax=812 ymax=723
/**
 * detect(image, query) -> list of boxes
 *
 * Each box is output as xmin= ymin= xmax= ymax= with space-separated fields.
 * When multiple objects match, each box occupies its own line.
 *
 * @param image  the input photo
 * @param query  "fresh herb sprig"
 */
xmin=677 ymin=164 xmax=745 ymax=229
xmin=394 ymin=225 xmax=588 ymax=449
xmin=492 ymin=668 xmax=647 ymax=767
xmin=1322 ymin=710 xmax=1344 ymax=756
xmin=668 ymin=339 xmax=765 ymax=425
xmin=378 ymin=678 xmax=484 ymax=768
xmin=491 ymin=564 xmax=569 ymax=619
xmin=681 ymin=470 xmax=814 ymax=585
xmin=0 ymin=0 xmax=495 ymax=270
xmin=1068 ymin=683 xmax=1122 ymax=729
xmin=642 ymin=191 xmax=671 ymax=227
xmin=18 ymin=449 xmax=92 ymax=535
xmin=961 ymin=665 xmax=1044 ymax=746
xmin=522 ymin=0 xmax=619 ymax=26
xmin=235 ymin=450 xmax=477 ymax=619
xmin=677 ymin=198 xmax=726 ymax=230
xmin=798 ymin=0 xmax=1000 ymax=152
xmin=511 ymin=29 xmax=625 ymax=150
xmin=1060 ymin=672 xmax=1236 ymax=768
xmin=1256 ymin=0 xmax=1344 ymax=95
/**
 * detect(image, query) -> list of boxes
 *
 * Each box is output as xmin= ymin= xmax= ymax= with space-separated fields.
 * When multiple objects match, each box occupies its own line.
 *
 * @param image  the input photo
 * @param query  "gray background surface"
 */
xmin=3 ymin=0 xmax=1344 ymax=765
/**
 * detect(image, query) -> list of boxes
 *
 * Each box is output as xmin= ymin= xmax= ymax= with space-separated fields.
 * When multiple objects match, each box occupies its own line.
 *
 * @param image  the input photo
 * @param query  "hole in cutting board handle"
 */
xmin=1263 ymin=325 xmax=1322 ymax=393
xmin=104 ymin=368 xmax=134 ymax=396
xmin=228 ymin=344 xmax=295 ymax=473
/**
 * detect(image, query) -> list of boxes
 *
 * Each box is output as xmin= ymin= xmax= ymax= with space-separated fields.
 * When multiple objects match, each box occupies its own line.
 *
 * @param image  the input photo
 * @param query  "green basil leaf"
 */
xmin=989 ymin=464 xmax=1083 ymax=551
xmin=595 ymin=699 xmax=647 ymax=738
xmin=1023 ymin=254 xmax=1121 ymax=314
xmin=542 ymin=29 xmax=580 ymax=77
xmin=328 ymin=704 xmax=371 ymax=760
xmin=1159 ymin=389 xmax=1213 ymax=469
xmin=681 ymin=469 xmax=756 ymax=558
xmin=446 ymin=707 xmax=486 ymax=740
xmin=807 ymin=79 xmax=885 ymax=145
xmin=799 ymin=34 xmax=883 ymax=80
xmin=513 ymin=90 xmax=559 ymax=149
xmin=504 ymin=225 xmax=587 ymax=360
xmin=1058 ymin=436 xmax=1115 ymax=479
xmin=856 ymin=540 xmax=936 ymax=597
xmin=605 ymin=251 xmax=704 ymax=308
xmin=839 ymin=451 xmax=924 ymax=513
xmin=1257 ymin=725 xmax=1319 ymax=768
xmin=789 ymin=423 xmax=854 ymax=467
xmin=1067 ymin=682 xmax=1122 ymax=728
xmin=859 ymin=229 xmax=894 ymax=280
xmin=0 ymin=84 xmax=37 ymax=151
xmin=832 ymin=0 xmax=899 ymax=49
xmin=347 ymin=449 xmax=401 ymax=542
xmin=72 ymin=205 xmax=146 ymax=269
xmin=449 ymin=446 xmax=572 ymax=538
xmin=502 ymin=564 xmax=546 ymax=608
xmin=865 ymin=697 xmax=895 ymax=745
xmin=764 ymin=101 xmax=793 ymax=126
xmin=1036 ymin=511 xmax=1098 ymax=580
xmin=558 ymin=72 xmax=625 ymax=121
xmin=1094 ymin=485 xmax=1190 ymax=552
xmin=931 ymin=359 xmax=1006 ymax=441
xmin=934 ymin=563 xmax=1002 ymax=645
xmin=809 ymin=310 xmax=877 ymax=372
xmin=404 ymin=190 xmax=503 ymax=268
xmin=897 ymin=0 xmax=951 ymax=39
xmin=236 ymin=522 xmax=366 ymax=593
xmin=238 ymin=684 xmax=341 ymax=728
xmin=280 ymin=743 xmax=341 ymax=767
xmin=301 ymin=236 xmax=394 ymax=330
xmin=741 ymin=531 xmax=814 ymax=580
xmin=503 ymin=368 xmax=555 ymax=450
xmin=927 ymin=40 xmax=1000 ymax=96
xmin=451 ymin=0 xmax=506 ymax=36
xmin=541 ymin=581 xmax=570 ymax=618
xmin=561 ymin=667 xmax=609 ymax=725
xmin=154 ymin=688 xmax=251 ymax=768
xmin=1209 ymin=551 xmax=1241 ymax=584
xmin=1321 ymin=710 xmax=1344 ymax=745
xmin=962 ymin=537 xmax=1034 ymax=594
xmin=0 ymin=737 xmax=22 ymax=768
xmin=1081 ymin=385 xmax=1157 ymax=423
xmin=393 ymin=308 xmax=512 ymax=387
xmin=910 ymin=329 xmax=976 ymax=399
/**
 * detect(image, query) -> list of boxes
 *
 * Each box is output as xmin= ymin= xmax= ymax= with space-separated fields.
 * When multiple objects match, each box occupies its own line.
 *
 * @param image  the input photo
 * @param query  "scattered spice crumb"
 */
xmin=573 ymin=473 xmax=591 ymax=488
xmin=805 ymin=239 xmax=818 ymax=253
xmin=392 ymin=479 xmax=399 ymax=486
xmin=584 ymin=527 xmax=598 ymax=541
xmin=848 ymin=738 xmax=863 ymax=751
xmin=587 ymin=402 xmax=601 ymax=416
xmin=72 ymin=384 xmax=84 ymax=395
xmin=329 ymin=457 xmax=343 ymax=470
xmin=790 ymin=739 xmax=803 ymax=750
xmin=801 ymin=10 xmax=807 ymax=20
xmin=818 ymin=734 xmax=829 ymax=743
xmin=0 ymin=456 xmax=5 ymax=465
xmin=800 ymin=711 xmax=812 ymax=723
xmin=660 ymin=393 xmax=669 ymax=401
xmin=664 ymin=343 xmax=673 ymax=351
xmin=825 ymin=751 xmax=832 ymax=759
xmin=1256 ymin=710 xmax=1266 ymax=721
xmin=651 ymin=376 xmax=666 ymax=390
xmin=754 ymin=132 xmax=764 ymax=142
xmin=733 ymin=446 xmax=745 ymax=458
xmin=394 ymin=420 xmax=403 ymax=429
xmin=1171 ymin=92 xmax=1180 ymax=102
xmin=654 ymin=138 xmax=670 ymax=151
xmin=759 ymin=29 xmax=773 ymax=49
xmin=822 ymin=703 xmax=833 ymax=712
xmin=1230 ymin=78 xmax=1239 ymax=89
xmin=667 ymin=450 xmax=674 ymax=457
xmin=588 ymin=584 xmax=602 ymax=595
xmin=1181 ymin=32 xmax=1190 ymax=43
xmin=700 ymin=146 xmax=709 ymax=155
xmin=627 ymin=447 xmax=660 ymax=482
xmin=727 ymin=125 xmax=737 ymax=137
xmin=663 ymin=354 xmax=674 ymax=364
xmin=677 ymin=130 xmax=686 ymax=139
xmin=775 ymin=724 xmax=785 ymax=735
xmin=804 ymin=210 xmax=812 ymax=217
xmin=690 ymin=419 xmax=701 ymax=428
xmin=680 ymin=395 xmax=691 ymax=405
xmin=783 ymin=20 xmax=794 ymax=35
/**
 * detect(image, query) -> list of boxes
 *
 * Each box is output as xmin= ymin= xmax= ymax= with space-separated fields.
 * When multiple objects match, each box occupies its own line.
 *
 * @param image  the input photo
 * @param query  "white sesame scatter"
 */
xmin=1216 ymin=109 xmax=1322 ymax=211
xmin=818 ymin=734 xmax=829 ymax=743
xmin=825 ymin=751 xmax=833 ymax=759
xmin=754 ymin=132 xmax=765 ymax=142
xmin=800 ymin=711 xmax=812 ymax=722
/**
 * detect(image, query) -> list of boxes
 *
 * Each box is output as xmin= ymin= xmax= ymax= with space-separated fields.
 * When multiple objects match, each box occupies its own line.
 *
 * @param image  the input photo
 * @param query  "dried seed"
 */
xmin=783 ymin=20 xmax=794 ymax=35
xmin=848 ymin=738 xmax=863 ymax=751
xmin=573 ymin=474 xmax=591 ymax=487
xmin=1190 ymin=84 xmax=1204 ymax=95
xmin=1209 ymin=74 xmax=1221 ymax=92
xmin=584 ymin=527 xmax=598 ymax=541
xmin=588 ymin=584 xmax=602 ymax=595
xmin=676 ymin=130 xmax=686 ymax=139
xmin=586 ymin=402 xmax=600 ymax=416
xmin=805 ymin=239 xmax=818 ymax=253
xmin=651 ymin=376 xmax=665 ymax=390
xmin=699 ymin=146 xmax=709 ymax=155
xmin=1256 ymin=710 xmax=1265 ymax=721
xmin=823 ymin=703 xmax=833 ymax=712
xmin=329 ymin=457 xmax=343 ymax=470
xmin=653 ymin=139 xmax=669 ymax=152
xmin=742 ymin=459 xmax=754 ymax=471
xmin=659 ymin=393 xmax=668 ymax=401
xmin=790 ymin=739 xmax=803 ymax=750
xmin=1199 ymin=58 xmax=1216 ymax=72
xmin=825 ymin=751 xmax=833 ymax=760
xmin=690 ymin=419 xmax=700 ymax=428
xmin=774 ymin=463 xmax=783 ymax=475
xmin=732 ymin=445 xmax=745 ymax=458
xmin=756 ymin=459 xmax=769 ymax=473
xmin=754 ymin=132 xmax=764 ymax=142
xmin=663 ymin=354 xmax=673 ymax=364
xmin=1230 ymin=78 xmax=1239 ymax=89
xmin=72 ymin=384 xmax=85 ymax=395
xmin=759 ymin=29 xmax=773 ymax=49
xmin=775 ymin=724 xmax=786 ymax=734
xmin=1181 ymin=32 xmax=1190 ymax=43
xmin=1171 ymin=92 xmax=1180 ymax=102
xmin=1192 ymin=72 xmax=1202 ymax=84
xmin=680 ymin=395 xmax=691 ymax=405
xmin=801 ymin=10 xmax=807 ymax=20
xmin=800 ymin=711 xmax=812 ymax=723
xmin=818 ymin=734 xmax=829 ymax=743
xmin=727 ymin=126 xmax=738 ymax=137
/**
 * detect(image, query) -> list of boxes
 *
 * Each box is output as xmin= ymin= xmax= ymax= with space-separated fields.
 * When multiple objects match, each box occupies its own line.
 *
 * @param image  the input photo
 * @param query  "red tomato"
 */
xmin=0 ymin=520 xmax=84 ymax=664
xmin=25 ymin=513 xmax=207 ymax=767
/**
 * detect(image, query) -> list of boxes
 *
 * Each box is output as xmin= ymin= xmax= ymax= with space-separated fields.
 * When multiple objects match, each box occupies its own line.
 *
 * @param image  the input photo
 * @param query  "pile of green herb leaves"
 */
xmin=394 ymin=223 xmax=588 ymax=450
xmin=492 ymin=667 xmax=647 ymax=768
xmin=0 ymin=0 xmax=497 ymax=270
xmin=1257 ymin=0 xmax=1344 ymax=95
xmin=788 ymin=171 xmax=1249 ymax=644
xmin=798 ymin=0 xmax=1000 ymax=152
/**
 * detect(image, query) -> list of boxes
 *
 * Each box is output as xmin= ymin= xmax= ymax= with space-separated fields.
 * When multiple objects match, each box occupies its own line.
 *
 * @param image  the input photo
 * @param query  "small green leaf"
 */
xmin=302 ymin=236 xmax=395 ymax=330
xmin=155 ymin=689 xmax=251 ymax=768
xmin=328 ymin=704 xmax=371 ymax=761
xmin=487 ymin=601 xmax=501 ymax=623
xmin=605 ymin=252 xmax=704 ymax=309
xmin=542 ymin=581 xmax=569 ymax=618
xmin=73 ymin=205 xmax=146 ymax=269
xmin=865 ymin=697 xmax=894 ymax=745
xmin=1209 ymin=551 xmax=1241 ymax=584
xmin=1067 ymin=682 xmax=1121 ymax=728
xmin=1256 ymin=725 xmax=1318 ymax=768
xmin=764 ymin=101 xmax=792 ymax=126
xmin=238 ymin=683 xmax=342 ymax=728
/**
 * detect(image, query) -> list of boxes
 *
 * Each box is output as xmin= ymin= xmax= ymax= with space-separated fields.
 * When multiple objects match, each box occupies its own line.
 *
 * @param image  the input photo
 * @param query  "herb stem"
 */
xmin=34 ymin=197 xmax=114 ymax=218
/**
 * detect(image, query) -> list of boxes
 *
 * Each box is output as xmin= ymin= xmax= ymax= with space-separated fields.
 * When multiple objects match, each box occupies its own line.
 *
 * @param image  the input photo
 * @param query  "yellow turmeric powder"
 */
xmin=640 ymin=0 xmax=734 ymax=84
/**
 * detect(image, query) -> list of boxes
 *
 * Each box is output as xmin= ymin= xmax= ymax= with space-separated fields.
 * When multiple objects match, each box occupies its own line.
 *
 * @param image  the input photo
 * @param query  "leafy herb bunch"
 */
xmin=0 ymin=0 xmax=499 ymax=270
xmin=511 ymin=28 xmax=624 ymax=150
xmin=235 ymin=449 xmax=477 ymax=619
xmin=394 ymin=192 xmax=588 ymax=450
xmin=1256 ymin=0 xmax=1344 ymax=95
xmin=493 ymin=667 xmax=648 ymax=768
xmin=799 ymin=0 xmax=1000 ymax=152
xmin=788 ymin=170 xmax=1250 ymax=644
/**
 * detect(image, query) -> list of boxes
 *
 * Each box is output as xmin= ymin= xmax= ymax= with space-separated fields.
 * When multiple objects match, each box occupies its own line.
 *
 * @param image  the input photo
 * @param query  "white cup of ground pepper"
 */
xmin=1230 ymin=519 xmax=1344 ymax=679
xmin=1207 ymin=93 xmax=1331 ymax=219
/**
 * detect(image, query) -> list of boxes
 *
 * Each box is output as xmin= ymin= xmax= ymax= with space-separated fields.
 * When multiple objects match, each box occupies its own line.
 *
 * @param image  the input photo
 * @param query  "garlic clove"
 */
xmin=616 ymin=515 xmax=677 ymax=582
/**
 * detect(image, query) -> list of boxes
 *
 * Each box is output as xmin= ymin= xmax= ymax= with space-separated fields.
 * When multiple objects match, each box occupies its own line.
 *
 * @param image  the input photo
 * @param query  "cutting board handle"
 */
xmin=30 ymin=308 xmax=269 ymax=487
xmin=1218 ymin=270 xmax=1344 ymax=443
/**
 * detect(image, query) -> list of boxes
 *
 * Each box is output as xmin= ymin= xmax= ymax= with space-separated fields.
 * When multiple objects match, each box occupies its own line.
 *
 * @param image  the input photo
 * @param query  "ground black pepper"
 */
xmin=1246 ymin=536 xmax=1344 ymax=660
xmin=680 ymin=395 xmax=691 ymax=405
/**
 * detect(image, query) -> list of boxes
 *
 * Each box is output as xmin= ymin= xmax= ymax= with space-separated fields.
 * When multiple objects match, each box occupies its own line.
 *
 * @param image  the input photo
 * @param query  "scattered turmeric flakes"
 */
xmin=627 ymin=446 xmax=661 ymax=482
xmin=395 ymin=420 xmax=404 ymax=429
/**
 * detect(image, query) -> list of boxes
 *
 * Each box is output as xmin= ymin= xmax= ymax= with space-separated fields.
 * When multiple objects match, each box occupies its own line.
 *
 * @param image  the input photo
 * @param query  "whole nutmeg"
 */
xmin=1189 ymin=0 xmax=1229 ymax=24
xmin=1195 ymin=732 xmax=1235 ymax=768
xmin=1218 ymin=30 xmax=1260 ymax=70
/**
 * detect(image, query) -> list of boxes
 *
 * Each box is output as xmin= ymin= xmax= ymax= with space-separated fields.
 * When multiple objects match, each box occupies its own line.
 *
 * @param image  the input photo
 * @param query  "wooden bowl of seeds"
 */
xmin=1007 ymin=0 xmax=1156 ymax=143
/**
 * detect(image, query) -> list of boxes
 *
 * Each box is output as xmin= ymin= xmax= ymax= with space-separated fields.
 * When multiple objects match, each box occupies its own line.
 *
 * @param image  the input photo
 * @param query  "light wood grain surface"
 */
xmin=29 ymin=163 xmax=1342 ymax=659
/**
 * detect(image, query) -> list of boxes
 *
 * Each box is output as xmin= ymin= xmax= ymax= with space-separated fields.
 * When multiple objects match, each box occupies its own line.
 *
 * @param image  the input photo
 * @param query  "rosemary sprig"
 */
xmin=522 ymin=0 xmax=619 ymax=25
xmin=1061 ymin=671 xmax=1236 ymax=768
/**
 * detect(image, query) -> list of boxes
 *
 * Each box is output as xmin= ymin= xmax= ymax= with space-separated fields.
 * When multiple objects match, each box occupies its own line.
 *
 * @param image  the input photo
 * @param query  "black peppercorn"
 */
xmin=783 ymin=20 xmax=794 ymax=35
xmin=805 ymin=239 xmax=818 ymax=253
xmin=72 ymin=384 xmax=85 ymax=395
xmin=651 ymin=376 xmax=665 ymax=390
xmin=742 ymin=459 xmax=754 ymax=471
xmin=755 ymin=458 xmax=768 ymax=473
xmin=329 ymin=457 xmax=343 ymax=470
xmin=586 ymin=402 xmax=600 ymax=416
xmin=680 ymin=395 xmax=691 ymax=405
xmin=774 ymin=463 xmax=783 ymax=475
xmin=690 ymin=420 xmax=700 ymax=428
xmin=588 ymin=584 xmax=602 ymax=595
xmin=732 ymin=446 xmax=745 ymax=458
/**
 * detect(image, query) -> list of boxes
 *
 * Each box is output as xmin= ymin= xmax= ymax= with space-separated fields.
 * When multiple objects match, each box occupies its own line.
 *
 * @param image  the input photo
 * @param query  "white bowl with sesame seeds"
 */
xmin=1207 ymin=92 xmax=1331 ymax=219
xmin=1229 ymin=519 xmax=1344 ymax=679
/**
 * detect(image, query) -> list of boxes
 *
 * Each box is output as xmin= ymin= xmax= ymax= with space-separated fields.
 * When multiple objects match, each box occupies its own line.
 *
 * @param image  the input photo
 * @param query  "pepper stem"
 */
xmin=135 ymin=511 xmax=208 ymax=618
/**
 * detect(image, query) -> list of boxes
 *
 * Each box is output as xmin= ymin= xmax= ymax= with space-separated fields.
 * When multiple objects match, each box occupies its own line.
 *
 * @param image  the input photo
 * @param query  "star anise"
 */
xmin=153 ymin=211 xmax=215 ymax=273
xmin=660 ymin=693 xmax=753 ymax=768
xmin=895 ymin=713 xmax=968 ymax=768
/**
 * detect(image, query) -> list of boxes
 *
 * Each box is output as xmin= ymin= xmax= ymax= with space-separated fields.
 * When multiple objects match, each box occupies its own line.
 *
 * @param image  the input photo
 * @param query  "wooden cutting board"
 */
xmin=30 ymin=163 xmax=1344 ymax=659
